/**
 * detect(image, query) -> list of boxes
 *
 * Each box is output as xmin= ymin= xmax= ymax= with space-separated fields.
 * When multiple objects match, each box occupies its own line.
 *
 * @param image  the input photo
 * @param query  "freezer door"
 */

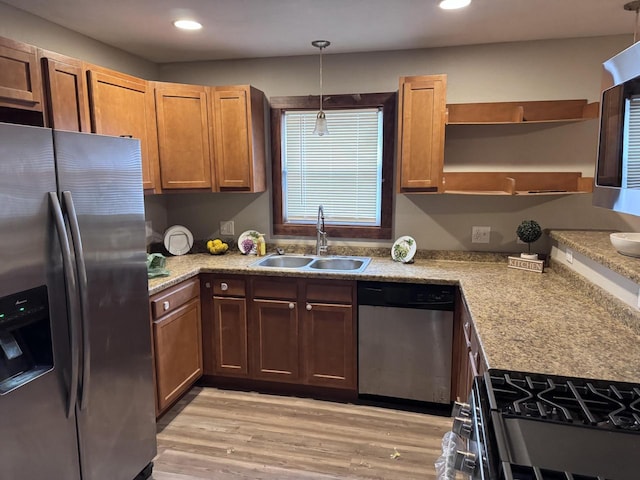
xmin=54 ymin=130 xmax=156 ymax=480
xmin=0 ymin=123 xmax=81 ymax=479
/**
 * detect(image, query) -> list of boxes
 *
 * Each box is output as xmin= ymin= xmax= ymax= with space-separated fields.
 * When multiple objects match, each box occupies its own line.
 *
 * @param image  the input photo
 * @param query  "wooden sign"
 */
xmin=508 ymin=256 xmax=544 ymax=273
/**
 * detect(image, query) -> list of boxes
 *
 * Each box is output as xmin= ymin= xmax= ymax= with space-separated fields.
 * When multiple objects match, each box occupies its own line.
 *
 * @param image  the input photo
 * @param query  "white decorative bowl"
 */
xmin=610 ymin=232 xmax=640 ymax=258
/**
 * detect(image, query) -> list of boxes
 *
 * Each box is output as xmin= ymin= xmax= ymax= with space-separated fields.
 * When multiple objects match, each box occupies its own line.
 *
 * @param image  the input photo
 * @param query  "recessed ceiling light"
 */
xmin=439 ymin=0 xmax=471 ymax=10
xmin=173 ymin=19 xmax=202 ymax=30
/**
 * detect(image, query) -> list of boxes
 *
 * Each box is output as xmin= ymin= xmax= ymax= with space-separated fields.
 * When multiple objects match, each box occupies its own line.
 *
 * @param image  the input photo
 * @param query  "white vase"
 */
xmin=520 ymin=253 xmax=539 ymax=260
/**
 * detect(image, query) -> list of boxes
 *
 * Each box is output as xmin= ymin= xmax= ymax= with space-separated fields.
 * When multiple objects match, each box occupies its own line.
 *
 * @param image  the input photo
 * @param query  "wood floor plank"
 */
xmin=152 ymin=387 xmax=455 ymax=480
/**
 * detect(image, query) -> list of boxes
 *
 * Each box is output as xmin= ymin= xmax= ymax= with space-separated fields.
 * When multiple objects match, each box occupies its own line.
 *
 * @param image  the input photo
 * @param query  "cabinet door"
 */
xmin=213 ymin=296 xmax=249 ymax=377
xmin=153 ymin=297 xmax=203 ymax=412
xmin=397 ymin=75 xmax=447 ymax=192
xmin=250 ymin=299 xmax=299 ymax=382
xmin=155 ymin=83 xmax=213 ymax=190
xmin=211 ymin=86 xmax=266 ymax=192
xmin=40 ymin=51 xmax=90 ymax=132
xmin=0 ymin=37 xmax=42 ymax=112
xmin=303 ymin=302 xmax=356 ymax=389
xmin=87 ymin=66 xmax=160 ymax=191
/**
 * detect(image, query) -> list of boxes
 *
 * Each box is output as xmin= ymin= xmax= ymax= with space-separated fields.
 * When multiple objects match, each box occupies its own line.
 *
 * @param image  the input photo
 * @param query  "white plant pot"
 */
xmin=520 ymin=253 xmax=539 ymax=260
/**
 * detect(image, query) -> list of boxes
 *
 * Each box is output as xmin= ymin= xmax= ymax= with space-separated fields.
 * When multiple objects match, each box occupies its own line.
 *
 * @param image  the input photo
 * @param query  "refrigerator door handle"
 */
xmin=62 ymin=191 xmax=90 ymax=411
xmin=49 ymin=192 xmax=80 ymax=418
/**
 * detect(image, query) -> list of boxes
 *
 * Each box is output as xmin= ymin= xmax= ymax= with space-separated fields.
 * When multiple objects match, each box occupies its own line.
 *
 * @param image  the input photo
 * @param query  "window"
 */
xmin=270 ymin=93 xmax=395 ymax=239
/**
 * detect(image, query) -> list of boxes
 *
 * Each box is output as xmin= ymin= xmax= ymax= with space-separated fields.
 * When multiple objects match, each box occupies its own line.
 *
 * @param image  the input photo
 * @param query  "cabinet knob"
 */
xmin=289 ymin=302 xmax=295 ymax=310
xmin=220 ymin=282 xmax=228 ymax=291
xmin=162 ymin=301 xmax=170 ymax=311
xmin=306 ymin=303 xmax=312 ymax=311
xmin=205 ymin=282 xmax=211 ymax=289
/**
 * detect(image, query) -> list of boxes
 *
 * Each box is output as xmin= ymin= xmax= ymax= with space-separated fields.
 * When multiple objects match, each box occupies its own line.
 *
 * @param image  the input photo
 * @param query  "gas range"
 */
xmin=450 ymin=370 xmax=640 ymax=480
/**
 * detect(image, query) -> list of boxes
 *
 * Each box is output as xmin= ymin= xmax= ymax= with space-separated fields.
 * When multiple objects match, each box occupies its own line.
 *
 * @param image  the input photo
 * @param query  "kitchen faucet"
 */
xmin=316 ymin=205 xmax=328 ymax=256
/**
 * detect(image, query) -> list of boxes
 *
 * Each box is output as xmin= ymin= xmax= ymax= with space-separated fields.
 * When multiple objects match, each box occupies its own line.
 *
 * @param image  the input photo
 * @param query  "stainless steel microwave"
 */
xmin=594 ymin=41 xmax=640 ymax=217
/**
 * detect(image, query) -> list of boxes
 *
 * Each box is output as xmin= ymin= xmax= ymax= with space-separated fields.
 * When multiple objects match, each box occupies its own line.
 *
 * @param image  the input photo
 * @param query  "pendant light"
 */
xmin=624 ymin=1 xmax=640 ymax=43
xmin=312 ymin=40 xmax=330 ymax=136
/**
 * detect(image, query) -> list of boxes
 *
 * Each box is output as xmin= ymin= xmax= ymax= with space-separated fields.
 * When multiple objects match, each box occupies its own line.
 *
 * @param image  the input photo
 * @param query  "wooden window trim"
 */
xmin=270 ymin=92 xmax=396 ymax=240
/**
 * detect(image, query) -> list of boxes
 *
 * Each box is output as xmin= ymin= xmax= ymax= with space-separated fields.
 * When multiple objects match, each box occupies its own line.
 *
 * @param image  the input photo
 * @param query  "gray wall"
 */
xmin=157 ymin=35 xmax=640 ymax=253
xmin=1 ymin=1 xmax=638 ymax=253
xmin=0 ymin=2 xmax=158 ymax=79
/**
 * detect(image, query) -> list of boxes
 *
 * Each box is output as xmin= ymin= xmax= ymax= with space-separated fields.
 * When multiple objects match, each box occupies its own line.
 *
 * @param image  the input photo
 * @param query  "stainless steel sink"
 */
xmin=251 ymin=254 xmax=371 ymax=273
xmin=254 ymin=255 xmax=314 ymax=268
xmin=308 ymin=257 xmax=366 ymax=271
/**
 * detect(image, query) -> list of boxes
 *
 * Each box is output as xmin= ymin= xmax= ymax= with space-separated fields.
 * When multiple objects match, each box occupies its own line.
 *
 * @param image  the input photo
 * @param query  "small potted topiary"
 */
xmin=516 ymin=220 xmax=542 ymax=260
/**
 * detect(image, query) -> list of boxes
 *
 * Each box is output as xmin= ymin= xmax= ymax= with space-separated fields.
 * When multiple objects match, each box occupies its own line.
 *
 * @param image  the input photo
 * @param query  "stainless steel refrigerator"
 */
xmin=0 ymin=122 xmax=157 ymax=479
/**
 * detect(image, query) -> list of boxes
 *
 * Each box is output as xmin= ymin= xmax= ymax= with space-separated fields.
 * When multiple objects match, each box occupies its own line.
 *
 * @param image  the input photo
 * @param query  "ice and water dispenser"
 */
xmin=0 ymin=285 xmax=53 ymax=394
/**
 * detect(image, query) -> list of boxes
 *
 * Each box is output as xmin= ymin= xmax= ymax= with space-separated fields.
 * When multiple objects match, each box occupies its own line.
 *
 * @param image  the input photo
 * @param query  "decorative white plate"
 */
xmin=391 ymin=236 xmax=416 ymax=263
xmin=163 ymin=225 xmax=193 ymax=256
xmin=238 ymin=230 xmax=261 ymax=255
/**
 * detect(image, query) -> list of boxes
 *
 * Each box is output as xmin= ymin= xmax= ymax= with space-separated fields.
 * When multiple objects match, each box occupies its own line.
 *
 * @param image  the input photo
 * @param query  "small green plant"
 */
xmin=516 ymin=220 xmax=542 ymax=254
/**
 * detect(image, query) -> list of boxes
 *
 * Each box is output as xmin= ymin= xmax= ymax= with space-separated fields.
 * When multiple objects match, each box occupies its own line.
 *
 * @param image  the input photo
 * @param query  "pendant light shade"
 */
xmin=311 ymin=40 xmax=330 ymax=136
xmin=313 ymin=111 xmax=329 ymax=136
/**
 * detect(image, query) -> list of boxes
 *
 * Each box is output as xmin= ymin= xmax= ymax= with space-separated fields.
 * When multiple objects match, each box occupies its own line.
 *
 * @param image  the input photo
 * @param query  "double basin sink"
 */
xmin=251 ymin=254 xmax=371 ymax=273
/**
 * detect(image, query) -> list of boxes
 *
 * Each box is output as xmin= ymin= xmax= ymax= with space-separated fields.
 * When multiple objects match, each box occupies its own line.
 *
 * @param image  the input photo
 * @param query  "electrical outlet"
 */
xmin=566 ymin=248 xmax=573 ymax=264
xmin=471 ymin=226 xmax=491 ymax=244
xmin=220 ymin=221 xmax=234 ymax=236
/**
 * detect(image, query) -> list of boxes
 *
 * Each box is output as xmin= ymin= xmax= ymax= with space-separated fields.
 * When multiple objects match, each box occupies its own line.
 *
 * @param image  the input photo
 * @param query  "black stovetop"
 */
xmin=480 ymin=370 xmax=640 ymax=480
xmin=486 ymin=370 xmax=640 ymax=432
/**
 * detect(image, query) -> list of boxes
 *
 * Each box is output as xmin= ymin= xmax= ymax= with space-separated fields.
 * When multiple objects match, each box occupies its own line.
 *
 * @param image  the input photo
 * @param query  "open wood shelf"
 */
xmin=441 ymin=171 xmax=594 ymax=195
xmin=446 ymin=99 xmax=599 ymax=125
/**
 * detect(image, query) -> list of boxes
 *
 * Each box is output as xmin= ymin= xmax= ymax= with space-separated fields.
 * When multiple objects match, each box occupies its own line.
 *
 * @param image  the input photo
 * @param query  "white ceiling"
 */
xmin=2 ymin=0 xmax=638 ymax=63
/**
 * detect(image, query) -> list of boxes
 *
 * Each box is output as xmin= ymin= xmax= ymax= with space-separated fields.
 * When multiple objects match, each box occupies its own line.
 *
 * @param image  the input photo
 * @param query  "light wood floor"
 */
xmin=151 ymin=387 xmax=455 ymax=480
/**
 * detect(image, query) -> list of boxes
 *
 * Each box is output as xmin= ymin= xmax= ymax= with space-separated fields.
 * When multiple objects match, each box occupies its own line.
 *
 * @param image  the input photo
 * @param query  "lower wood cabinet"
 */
xmin=302 ymin=281 xmax=356 ymax=389
xmin=210 ymin=277 xmax=248 ymax=377
xmin=251 ymin=277 xmax=299 ymax=382
xmin=453 ymin=290 xmax=486 ymax=402
xmin=150 ymin=278 xmax=202 ymax=416
xmin=201 ymin=274 xmax=356 ymax=392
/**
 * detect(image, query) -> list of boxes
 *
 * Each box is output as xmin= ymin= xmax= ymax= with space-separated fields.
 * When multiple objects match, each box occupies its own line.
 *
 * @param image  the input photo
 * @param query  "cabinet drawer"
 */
xmin=212 ymin=278 xmax=246 ymax=297
xmin=306 ymin=280 xmax=354 ymax=304
xmin=252 ymin=277 xmax=297 ymax=300
xmin=150 ymin=278 xmax=200 ymax=319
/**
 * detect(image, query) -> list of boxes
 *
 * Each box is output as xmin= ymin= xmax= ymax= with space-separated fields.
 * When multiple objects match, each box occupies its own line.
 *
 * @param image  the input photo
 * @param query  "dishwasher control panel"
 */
xmin=357 ymin=281 xmax=455 ymax=310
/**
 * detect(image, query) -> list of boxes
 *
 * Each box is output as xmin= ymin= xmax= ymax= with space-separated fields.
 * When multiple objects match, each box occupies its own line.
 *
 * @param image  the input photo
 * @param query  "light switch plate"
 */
xmin=566 ymin=248 xmax=573 ymax=264
xmin=472 ymin=226 xmax=491 ymax=244
xmin=220 ymin=221 xmax=234 ymax=236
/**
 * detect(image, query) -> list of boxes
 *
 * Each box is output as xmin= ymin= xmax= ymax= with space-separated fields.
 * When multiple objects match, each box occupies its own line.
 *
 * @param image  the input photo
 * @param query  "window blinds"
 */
xmin=282 ymin=108 xmax=382 ymax=225
xmin=625 ymin=96 xmax=640 ymax=189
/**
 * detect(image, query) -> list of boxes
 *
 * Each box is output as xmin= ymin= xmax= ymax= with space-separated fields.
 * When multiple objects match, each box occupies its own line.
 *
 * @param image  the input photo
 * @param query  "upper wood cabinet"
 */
xmin=210 ymin=85 xmax=267 ymax=192
xmin=154 ymin=82 xmax=214 ymax=190
xmin=86 ymin=65 xmax=160 ymax=192
xmin=39 ymin=50 xmax=90 ymax=132
xmin=396 ymin=74 xmax=448 ymax=193
xmin=441 ymin=99 xmax=599 ymax=195
xmin=0 ymin=37 xmax=43 ymax=112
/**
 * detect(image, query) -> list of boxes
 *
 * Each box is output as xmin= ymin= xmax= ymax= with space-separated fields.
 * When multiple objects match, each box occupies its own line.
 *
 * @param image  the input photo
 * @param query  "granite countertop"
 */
xmin=149 ymin=250 xmax=640 ymax=384
xmin=549 ymin=230 xmax=640 ymax=284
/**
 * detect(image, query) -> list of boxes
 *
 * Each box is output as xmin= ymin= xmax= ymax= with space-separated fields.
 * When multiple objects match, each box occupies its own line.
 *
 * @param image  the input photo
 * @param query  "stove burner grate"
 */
xmin=488 ymin=371 xmax=640 ymax=432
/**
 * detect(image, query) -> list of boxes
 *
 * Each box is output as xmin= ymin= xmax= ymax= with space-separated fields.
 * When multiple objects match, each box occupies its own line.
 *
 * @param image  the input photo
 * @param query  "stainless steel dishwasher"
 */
xmin=358 ymin=281 xmax=455 ymax=404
